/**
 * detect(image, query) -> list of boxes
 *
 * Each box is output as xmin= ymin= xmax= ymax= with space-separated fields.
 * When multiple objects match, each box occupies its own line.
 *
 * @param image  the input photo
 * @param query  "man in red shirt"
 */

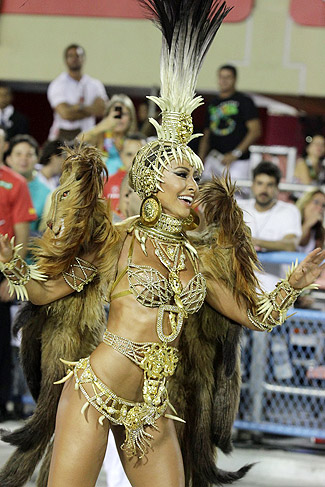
xmin=0 ymin=128 xmax=36 ymax=422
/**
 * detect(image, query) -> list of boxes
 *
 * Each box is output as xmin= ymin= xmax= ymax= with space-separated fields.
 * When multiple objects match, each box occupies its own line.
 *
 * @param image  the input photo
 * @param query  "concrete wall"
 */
xmin=0 ymin=0 xmax=324 ymax=96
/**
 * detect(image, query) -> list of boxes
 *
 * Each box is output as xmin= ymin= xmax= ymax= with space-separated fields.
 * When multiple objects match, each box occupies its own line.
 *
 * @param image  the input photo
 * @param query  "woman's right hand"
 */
xmin=0 ymin=234 xmax=13 ymax=264
xmin=304 ymin=210 xmax=323 ymax=229
xmin=95 ymin=111 xmax=119 ymax=133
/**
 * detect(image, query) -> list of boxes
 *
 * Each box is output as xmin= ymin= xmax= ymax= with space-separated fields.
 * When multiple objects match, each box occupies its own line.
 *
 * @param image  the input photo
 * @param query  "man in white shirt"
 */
xmin=47 ymin=44 xmax=108 ymax=141
xmin=239 ymin=161 xmax=302 ymax=292
xmin=240 ymin=161 xmax=302 ymax=251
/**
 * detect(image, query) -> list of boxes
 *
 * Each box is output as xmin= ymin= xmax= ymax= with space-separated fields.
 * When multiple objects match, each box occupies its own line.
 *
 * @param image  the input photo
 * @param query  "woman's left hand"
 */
xmin=289 ymin=248 xmax=325 ymax=289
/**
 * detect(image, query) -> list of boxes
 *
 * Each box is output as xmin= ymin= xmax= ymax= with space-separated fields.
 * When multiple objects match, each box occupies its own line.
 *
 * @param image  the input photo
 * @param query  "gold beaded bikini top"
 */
xmin=110 ymin=220 xmax=206 ymax=342
xmin=111 ymin=234 xmax=205 ymax=312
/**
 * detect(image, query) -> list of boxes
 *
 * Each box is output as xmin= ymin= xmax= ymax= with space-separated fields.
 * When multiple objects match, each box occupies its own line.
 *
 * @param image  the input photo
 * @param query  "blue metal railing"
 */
xmin=235 ymin=308 xmax=325 ymax=439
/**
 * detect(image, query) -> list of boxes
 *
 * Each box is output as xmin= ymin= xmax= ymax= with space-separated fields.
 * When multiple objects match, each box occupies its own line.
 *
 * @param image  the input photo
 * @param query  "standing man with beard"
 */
xmin=47 ymin=44 xmax=108 ymax=142
xmin=239 ymin=161 xmax=302 ymax=252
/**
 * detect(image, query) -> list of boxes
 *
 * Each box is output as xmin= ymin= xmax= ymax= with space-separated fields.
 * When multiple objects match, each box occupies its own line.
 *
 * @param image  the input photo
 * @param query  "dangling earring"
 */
xmin=182 ymin=208 xmax=200 ymax=231
xmin=140 ymin=195 xmax=162 ymax=226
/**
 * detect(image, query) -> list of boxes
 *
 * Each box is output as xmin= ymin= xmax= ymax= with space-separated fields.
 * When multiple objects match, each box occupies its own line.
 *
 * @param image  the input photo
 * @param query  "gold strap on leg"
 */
xmin=247 ymin=260 xmax=318 ymax=332
xmin=62 ymin=257 xmax=97 ymax=292
xmin=0 ymin=237 xmax=47 ymax=301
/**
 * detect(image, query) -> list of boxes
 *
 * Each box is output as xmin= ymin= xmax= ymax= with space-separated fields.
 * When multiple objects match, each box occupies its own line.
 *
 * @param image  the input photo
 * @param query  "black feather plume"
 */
xmin=138 ymin=0 xmax=232 ymax=114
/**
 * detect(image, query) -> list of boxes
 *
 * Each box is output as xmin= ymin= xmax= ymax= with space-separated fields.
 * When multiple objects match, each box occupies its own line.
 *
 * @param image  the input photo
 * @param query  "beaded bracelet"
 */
xmin=0 ymin=238 xmax=47 ymax=300
xmin=247 ymin=260 xmax=318 ymax=332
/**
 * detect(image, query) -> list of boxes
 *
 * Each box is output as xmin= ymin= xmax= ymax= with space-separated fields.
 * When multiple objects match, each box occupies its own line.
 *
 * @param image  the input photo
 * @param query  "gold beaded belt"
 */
xmin=102 ymin=329 xmax=159 ymax=366
xmin=55 ymin=356 xmax=165 ymax=458
xmin=55 ymin=331 xmax=184 ymax=459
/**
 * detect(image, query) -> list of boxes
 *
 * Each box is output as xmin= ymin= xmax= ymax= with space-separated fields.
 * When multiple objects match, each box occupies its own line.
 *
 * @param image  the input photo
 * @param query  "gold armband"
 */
xmin=62 ymin=257 xmax=97 ymax=292
xmin=247 ymin=261 xmax=318 ymax=332
xmin=0 ymin=238 xmax=47 ymax=301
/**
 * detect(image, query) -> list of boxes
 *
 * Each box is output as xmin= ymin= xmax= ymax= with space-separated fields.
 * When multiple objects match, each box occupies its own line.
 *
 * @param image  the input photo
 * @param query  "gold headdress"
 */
xmin=130 ymin=0 xmax=230 ymax=200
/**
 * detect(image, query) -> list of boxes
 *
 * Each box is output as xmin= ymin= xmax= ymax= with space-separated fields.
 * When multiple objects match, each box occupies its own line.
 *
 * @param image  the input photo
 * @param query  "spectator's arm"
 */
xmin=198 ymin=128 xmax=211 ymax=161
xmin=55 ymin=97 xmax=106 ymax=121
xmin=221 ymin=118 xmax=262 ymax=166
xmin=77 ymin=111 xmax=118 ymax=144
xmin=55 ymin=103 xmax=91 ymax=121
xmin=300 ymin=224 xmax=312 ymax=248
xmin=253 ymin=234 xmax=299 ymax=252
xmin=294 ymin=158 xmax=311 ymax=184
xmin=83 ymin=97 xmax=106 ymax=118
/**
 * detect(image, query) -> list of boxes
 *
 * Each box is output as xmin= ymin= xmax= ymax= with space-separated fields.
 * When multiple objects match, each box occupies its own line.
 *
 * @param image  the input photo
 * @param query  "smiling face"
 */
xmin=156 ymin=159 xmax=200 ymax=219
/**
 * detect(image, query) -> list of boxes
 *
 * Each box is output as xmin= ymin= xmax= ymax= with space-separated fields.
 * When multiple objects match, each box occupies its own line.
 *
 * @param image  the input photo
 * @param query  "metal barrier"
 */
xmin=235 ymin=309 xmax=325 ymax=439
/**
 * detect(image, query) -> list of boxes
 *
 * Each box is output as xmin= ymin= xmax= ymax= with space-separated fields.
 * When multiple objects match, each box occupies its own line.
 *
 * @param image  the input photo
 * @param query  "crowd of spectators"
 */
xmin=1 ymin=49 xmax=325 ymax=435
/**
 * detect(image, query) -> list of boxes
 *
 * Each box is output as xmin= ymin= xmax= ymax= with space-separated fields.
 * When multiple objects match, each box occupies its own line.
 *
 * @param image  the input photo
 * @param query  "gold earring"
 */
xmin=140 ymin=195 xmax=162 ymax=226
xmin=182 ymin=208 xmax=200 ymax=231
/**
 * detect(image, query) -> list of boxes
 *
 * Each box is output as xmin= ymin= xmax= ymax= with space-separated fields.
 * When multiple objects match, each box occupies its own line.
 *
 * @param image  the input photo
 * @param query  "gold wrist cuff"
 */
xmin=248 ymin=260 xmax=318 ymax=332
xmin=0 ymin=238 xmax=47 ymax=301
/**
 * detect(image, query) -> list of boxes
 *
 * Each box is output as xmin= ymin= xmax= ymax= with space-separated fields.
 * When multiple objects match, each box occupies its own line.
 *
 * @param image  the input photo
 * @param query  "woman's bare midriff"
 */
xmin=90 ymin=233 xmax=196 ymax=403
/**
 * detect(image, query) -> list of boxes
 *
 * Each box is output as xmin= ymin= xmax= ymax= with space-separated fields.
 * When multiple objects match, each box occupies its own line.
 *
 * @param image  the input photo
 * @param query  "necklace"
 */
xmin=133 ymin=213 xmax=197 ymax=259
xmin=132 ymin=213 xmax=196 ymax=342
xmin=135 ymin=213 xmax=185 ymax=244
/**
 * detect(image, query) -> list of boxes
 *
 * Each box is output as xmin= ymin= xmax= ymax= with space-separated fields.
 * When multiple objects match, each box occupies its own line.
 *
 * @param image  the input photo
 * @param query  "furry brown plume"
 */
xmin=33 ymin=144 xmax=119 ymax=277
xmin=195 ymin=175 xmax=261 ymax=307
xmin=169 ymin=303 xmax=253 ymax=486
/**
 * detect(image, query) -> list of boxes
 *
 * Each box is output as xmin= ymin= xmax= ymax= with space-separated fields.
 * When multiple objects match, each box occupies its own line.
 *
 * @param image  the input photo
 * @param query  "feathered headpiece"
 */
xmin=130 ymin=0 xmax=231 ymax=199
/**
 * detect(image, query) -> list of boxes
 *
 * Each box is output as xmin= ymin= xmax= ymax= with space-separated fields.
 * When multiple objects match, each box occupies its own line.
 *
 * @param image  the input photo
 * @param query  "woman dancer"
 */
xmin=1 ymin=1 xmax=324 ymax=486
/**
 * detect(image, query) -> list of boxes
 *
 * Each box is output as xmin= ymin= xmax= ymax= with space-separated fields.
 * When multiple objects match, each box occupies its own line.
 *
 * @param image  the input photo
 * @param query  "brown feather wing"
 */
xmin=193 ymin=174 xmax=261 ymax=307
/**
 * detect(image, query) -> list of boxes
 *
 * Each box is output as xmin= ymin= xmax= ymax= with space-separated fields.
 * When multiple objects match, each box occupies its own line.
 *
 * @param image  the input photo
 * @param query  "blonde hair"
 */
xmin=296 ymin=188 xmax=325 ymax=246
xmin=106 ymin=94 xmax=138 ymax=134
xmin=296 ymin=188 xmax=325 ymax=218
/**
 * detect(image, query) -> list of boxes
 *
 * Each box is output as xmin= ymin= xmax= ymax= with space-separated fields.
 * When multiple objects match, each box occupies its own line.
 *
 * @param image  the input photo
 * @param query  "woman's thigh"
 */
xmin=111 ymin=417 xmax=185 ymax=487
xmin=47 ymin=377 xmax=110 ymax=487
